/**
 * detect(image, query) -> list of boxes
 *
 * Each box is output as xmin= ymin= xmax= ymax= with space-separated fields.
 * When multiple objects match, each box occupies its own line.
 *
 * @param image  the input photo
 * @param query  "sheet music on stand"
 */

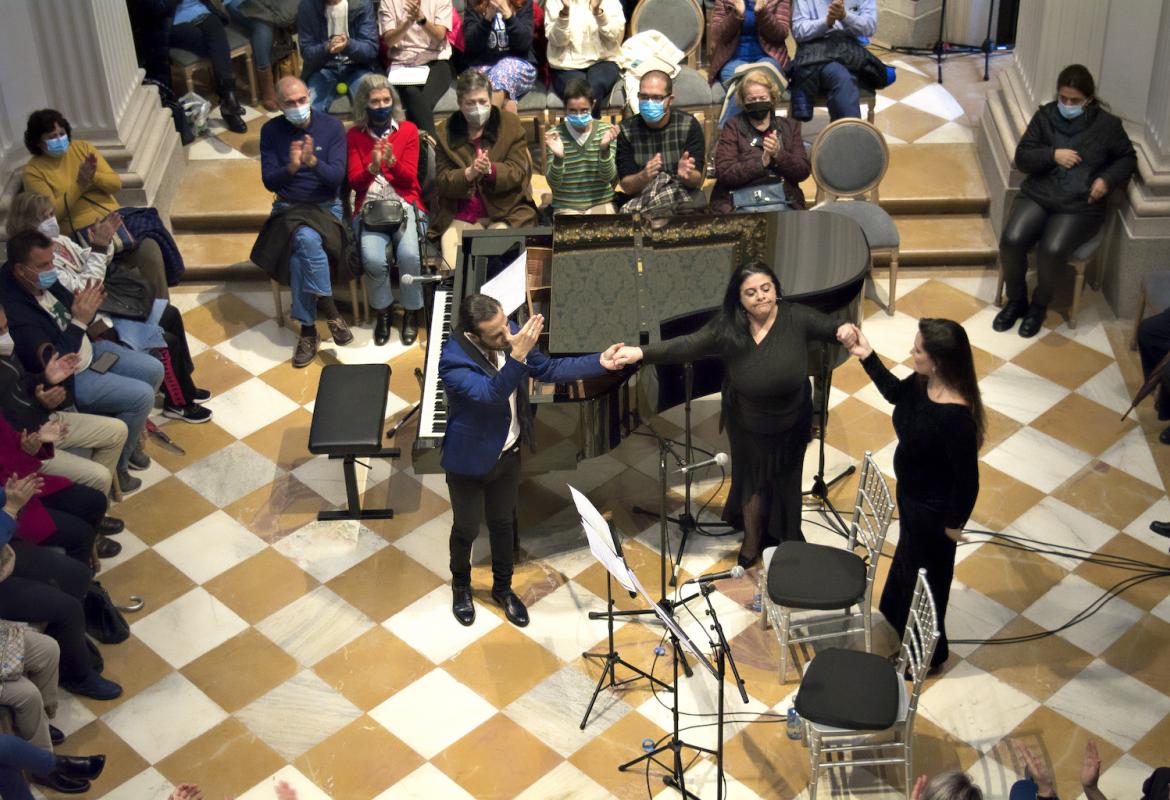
xmin=569 ymin=487 xmax=717 ymax=678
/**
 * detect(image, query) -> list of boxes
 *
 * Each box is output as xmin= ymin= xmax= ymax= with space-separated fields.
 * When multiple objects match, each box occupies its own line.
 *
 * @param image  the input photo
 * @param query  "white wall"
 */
xmin=1098 ymin=0 xmax=1161 ymax=126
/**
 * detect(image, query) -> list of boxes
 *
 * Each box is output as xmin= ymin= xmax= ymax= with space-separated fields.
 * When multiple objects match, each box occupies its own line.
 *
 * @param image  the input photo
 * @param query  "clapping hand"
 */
xmin=19 ymin=429 xmax=42 ymax=455
xmin=1015 ymin=742 xmax=1056 ymax=798
xmin=1088 ymin=177 xmax=1108 ymax=203
xmin=404 ymin=0 xmax=421 ymax=21
xmin=545 ymin=129 xmax=565 ymax=159
xmin=3 ymin=474 xmax=44 ymax=515
xmin=466 ymin=147 xmax=492 ymax=182
xmin=1053 ymin=148 xmax=1081 ymax=169
xmin=909 ymin=775 xmax=927 ymax=800
xmin=590 ymin=0 xmax=603 ymax=13
xmin=676 ymin=150 xmax=696 ymax=182
xmin=301 ymin=134 xmax=318 ymax=168
xmin=599 ymin=125 xmax=619 ymax=152
xmin=599 ymin=342 xmax=625 ymax=371
xmin=77 ymin=153 xmax=98 ymax=189
xmin=328 ymin=33 xmax=348 ymax=54
xmin=167 ymin=784 xmax=203 ymax=800
xmin=731 ymin=0 xmax=746 ymax=16
xmin=90 ymin=212 xmax=122 ymax=249
xmin=761 ymin=131 xmax=780 ymax=165
xmin=37 ymin=418 xmax=66 ymax=445
xmin=44 ymin=351 xmax=81 ymax=385
xmin=827 ymin=0 xmax=845 ymax=23
xmin=275 ymin=780 xmax=299 ymax=800
xmin=1080 ymin=739 xmax=1101 ymax=790
xmin=288 ymin=139 xmax=305 ymax=173
xmin=643 ymin=152 xmax=663 ymax=180
xmin=70 ymin=279 xmax=106 ymax=326
xmin=506 ymin=315 xmax=544 ymax=361
xmin=34 ymin=384 xmax=67 ymax=410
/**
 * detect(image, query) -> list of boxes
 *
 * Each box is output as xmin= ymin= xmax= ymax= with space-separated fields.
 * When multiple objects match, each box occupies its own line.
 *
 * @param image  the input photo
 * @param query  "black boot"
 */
xmin=401 ymin=309 xmax=419 ymax=346
xmin=219 ymin=86 xmax=247 ymax=133
xmin=374 ymin=309 xmax=391 ymax=346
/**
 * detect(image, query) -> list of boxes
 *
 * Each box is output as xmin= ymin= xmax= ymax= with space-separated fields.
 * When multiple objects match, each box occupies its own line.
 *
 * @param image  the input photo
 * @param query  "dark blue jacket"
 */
xmin=462 ymin=1 xmax=535 ymax=66
xmin=0 ymin=264 xmax=86 ymax=390
xmin=438 ymin=322 xmax=608 ymax=476
xmin=260 ymin=112 xmax=347 ymax=203
xmin=297 ymin=0 xmax=380 ymax=77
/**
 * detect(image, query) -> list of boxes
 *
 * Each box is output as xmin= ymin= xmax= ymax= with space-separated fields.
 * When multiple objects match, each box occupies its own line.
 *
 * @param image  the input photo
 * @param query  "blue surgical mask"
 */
xmin=566 ymin=113 xmax=592 ymax=131
xmin=367 ymin=105 xmax=393 ymax=126
xmin=45 ymin=134 xmax=69 ymax=157
xmin=36 ymin=269 xmax=59 ymax=289
xmin=283 ymin=104 xmax=311 ymax=126
xmin=1057 ymin=102 xmax=1084 ymax=120
xmin=639 ymin=99 xmax=666 ymax=123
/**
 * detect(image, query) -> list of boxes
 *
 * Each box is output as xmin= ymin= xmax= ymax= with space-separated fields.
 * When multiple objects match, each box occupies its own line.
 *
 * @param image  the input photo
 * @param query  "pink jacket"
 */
xmin=0 ymin=416 xmax=71 ymax=545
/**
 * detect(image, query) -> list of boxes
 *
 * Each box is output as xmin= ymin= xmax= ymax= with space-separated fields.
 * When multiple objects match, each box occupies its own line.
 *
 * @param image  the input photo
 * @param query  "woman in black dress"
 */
xmin=614 ymin=262 xmax=851 ymax=567
xmin=839 ymin=318 xmax=984 ymax=673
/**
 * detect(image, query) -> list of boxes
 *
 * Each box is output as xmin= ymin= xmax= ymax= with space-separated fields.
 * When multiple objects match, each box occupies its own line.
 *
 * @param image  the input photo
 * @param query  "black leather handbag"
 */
xmin=84 ymin=581 xmax=131 ymax=644
xmin=360 ymin=198 xmax=405 ymax=233
xmin=99 ymin=263 xmax=154 ymax=321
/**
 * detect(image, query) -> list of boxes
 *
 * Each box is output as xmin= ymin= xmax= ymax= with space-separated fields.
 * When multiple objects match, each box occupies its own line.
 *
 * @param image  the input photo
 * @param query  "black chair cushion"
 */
xmin=795 ymin=648 xmax=900 ymax=730
xmin=308 ymin=364 xmax=391 ymax=455
xmin=767 ymin=542 xmax=866 ymax=610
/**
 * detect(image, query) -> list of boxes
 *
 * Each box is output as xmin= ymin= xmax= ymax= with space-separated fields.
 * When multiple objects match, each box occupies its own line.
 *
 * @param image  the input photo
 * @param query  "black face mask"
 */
xmin=744 ymin=102 xmax=773 ymax=122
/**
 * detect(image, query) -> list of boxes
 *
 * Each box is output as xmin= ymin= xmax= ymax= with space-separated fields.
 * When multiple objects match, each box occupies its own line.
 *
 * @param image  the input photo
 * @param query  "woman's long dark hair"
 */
xmin=713 ymin=261 xmax=783 ymax=354
xmin=918 ymin=318 xmax=986 ymax=450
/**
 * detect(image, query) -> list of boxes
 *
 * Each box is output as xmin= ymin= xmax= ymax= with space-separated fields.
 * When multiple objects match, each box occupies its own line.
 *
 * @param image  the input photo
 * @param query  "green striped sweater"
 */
xmin=545 ymin=120 xmax=617 ymax=211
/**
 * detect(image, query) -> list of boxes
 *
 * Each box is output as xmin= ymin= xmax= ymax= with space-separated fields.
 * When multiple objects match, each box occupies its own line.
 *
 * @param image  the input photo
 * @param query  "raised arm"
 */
xmin=639 ymin=322 xmax=722 ymax=365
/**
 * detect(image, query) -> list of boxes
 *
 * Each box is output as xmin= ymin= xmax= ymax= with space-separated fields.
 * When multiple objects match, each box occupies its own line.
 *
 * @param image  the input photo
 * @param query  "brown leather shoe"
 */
xmin=256 ymin=65 xmax=279 ymax=112
xmin=293 ymin=334 xmax=318 ymax=368
xmin=326 ymin=317 xmax=353 ymax=346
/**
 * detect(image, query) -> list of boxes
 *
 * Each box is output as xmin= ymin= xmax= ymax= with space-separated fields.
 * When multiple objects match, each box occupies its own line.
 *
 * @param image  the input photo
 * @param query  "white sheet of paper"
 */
xmin=480 ymin=250 xmax=527 ymax=316
xmin=570 ymin=486 xmax=636 ymax=593
xmin=386 ymin=65 xmax=430 ymax=85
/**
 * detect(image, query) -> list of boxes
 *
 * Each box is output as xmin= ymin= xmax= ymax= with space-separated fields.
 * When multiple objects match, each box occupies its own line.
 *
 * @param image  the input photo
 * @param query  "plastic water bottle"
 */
xmin=750 ymin=593 xmax=763 ymax=613
xmin=642 ymin=738 xmax=655 ymax=753
xmin=654 ymin=645 xmax=666 ymax=657
xmin=786 ymin=707 xmax=803 ymax=740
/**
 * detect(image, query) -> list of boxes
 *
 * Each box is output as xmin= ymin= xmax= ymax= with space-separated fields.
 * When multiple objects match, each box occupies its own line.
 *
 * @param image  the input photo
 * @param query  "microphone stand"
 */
xmin=580 ymin=518 xmax=673 ymax=730
xmin=802 ymin=344 xmax=854 ymax=538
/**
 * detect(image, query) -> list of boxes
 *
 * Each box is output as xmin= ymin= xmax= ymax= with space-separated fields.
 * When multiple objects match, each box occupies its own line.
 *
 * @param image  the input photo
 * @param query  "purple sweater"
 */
xmin=259 ymin=112 xmax=346 ymax=204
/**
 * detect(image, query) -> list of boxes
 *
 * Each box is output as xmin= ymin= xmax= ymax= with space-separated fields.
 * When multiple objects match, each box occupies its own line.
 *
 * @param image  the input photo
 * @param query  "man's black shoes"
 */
xmin=452 ymin=587 xmax=475 ymax=626
xmin=492 ymin=590 xmax=529 ymax=627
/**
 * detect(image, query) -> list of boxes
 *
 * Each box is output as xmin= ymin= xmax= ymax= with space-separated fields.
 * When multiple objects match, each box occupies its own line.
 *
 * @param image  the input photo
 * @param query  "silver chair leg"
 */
xmin=779 ymin=608 xmax=792 ymax=682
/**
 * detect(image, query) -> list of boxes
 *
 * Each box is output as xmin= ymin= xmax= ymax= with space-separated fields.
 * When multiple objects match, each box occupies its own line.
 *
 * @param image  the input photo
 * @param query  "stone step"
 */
xmin=892 ymin=213 xmax=998 ymax=265
xmin=171 ymin=160 xmax=270 ymax=233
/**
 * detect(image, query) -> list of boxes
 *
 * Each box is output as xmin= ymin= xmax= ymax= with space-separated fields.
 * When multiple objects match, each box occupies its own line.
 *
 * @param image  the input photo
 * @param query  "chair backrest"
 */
xmin=809 ymin=118 xmax=889 ymax=203
xmin=418 ymin=131 xmax=438 ymax=197
xmin=895 ymin=569 xmax=940 ymax=721
xmin=848 ymin=451 xmax=895 ymax=597
xmin=631 ymin=0 xmax=705 ymax=60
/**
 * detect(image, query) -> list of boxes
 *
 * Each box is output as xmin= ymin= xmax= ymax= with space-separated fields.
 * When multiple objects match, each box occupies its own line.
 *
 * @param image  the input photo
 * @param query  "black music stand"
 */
xmin=802 ymin=344 xmax=854 ymax=538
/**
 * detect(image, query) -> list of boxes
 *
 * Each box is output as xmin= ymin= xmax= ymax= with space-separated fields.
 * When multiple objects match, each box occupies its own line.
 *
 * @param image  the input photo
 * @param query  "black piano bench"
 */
xmin=308 ymin=364 xmax=400 ymax=522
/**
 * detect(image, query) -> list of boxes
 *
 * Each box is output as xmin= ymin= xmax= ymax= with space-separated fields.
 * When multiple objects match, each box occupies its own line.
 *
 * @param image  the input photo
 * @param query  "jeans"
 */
xmin=168 ymin=13 xmax=234 ymax=90
xmin=307 ymin=63 xmax=375 ymax=113
xmin=72 ymin=340 xmax=163 ymax=472
xmin=0 ymin=734 xmax=55 ymax=799
xmin=447 ymin=447 xmax=521 ymax=593
xmin=551 ymin=61 xmax=621 ymax=117
xmin=398 ymin=60 xmax=454 ymax=137
xmin=998 ymin=194 xmax=1101 ymax=308
xmin=354 ymin=205 xmax=425 ymax=312
xmin=227 ymin=6 xmax=274 ymax=69
xmin=272 ymin=200 xmax=343 ymax=325
xmin=798 ymin=60 xmax=862 ymax=121
xmin=718 ymin=56 xmax=786 ymax=126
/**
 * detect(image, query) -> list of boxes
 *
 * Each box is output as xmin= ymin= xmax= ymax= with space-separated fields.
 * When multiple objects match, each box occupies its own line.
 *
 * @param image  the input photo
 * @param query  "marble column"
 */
xmin=977 ymin=0 xmax=1170 ymax=317
xmin=0 ymin=0 xmax=184 ymax=226
xmin=875 ymin=0 xmax=944 ymax=50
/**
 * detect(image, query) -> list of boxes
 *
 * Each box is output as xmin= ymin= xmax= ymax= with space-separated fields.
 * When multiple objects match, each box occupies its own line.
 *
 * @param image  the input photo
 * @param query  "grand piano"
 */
xmin=411 ymin=211 xmax=871 ymax=473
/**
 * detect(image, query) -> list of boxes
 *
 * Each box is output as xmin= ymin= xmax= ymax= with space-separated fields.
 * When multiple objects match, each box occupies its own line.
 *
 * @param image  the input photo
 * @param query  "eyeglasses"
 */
xmin=637 ymin=93 xmax=669 ymax=102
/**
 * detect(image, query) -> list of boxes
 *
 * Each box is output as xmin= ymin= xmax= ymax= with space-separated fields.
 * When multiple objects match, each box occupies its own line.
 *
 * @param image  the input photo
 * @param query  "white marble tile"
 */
xmin=383 ymin=585 xmax=501 ymax=663
xmin=1099 ymin=427 xmax=1161 ymax=488
xmin=945 ymin=582 xmax=1017 ymax=657
xmin=518 ymin=581 xmax=623 ymax=663
xmin=872 ymin=94 xmax=898 ymax=114
xmin=1051 ymin=306 xmax=1116 ymax=357
xmin=368 ymin=668 xmax=497 ymax=758
xmin=854 ymin=311 xmax=923 ymax=363
xmin=291 ymin=453 xmax=397 ymax=510
xmin=273 ymin=518 xmax=388 ymax=582
xmin=215 ymin=318 xmax=302 ymax=376
xmin=982 ymin=427 xmax=1091 ymax=494
xmin=175 ymin=441 xmax=285 ymax=508
xmin=890 ymin=59 xmax=930 ymax=79
xmin=235 ymin=670 xmax=363 ymax=761
xmin=187 ymin=136 xmax=252 ymax=160
xmin=937 ymin=275 xmax=1001 ymax=305
xmin=1154 ymin=592 xmax=1170 ymax=626
xmin=131 ymin=587 xmax=250 ymax=668
xmin=1123 ymin=495 xmax=1170 ymax=552
xmin=978 ymin=362 xmax=1070 ymax=424
xmin=392 ymin=511 xmax=454 ymax=579
xmin=228 ymin=287 xmax=283 ymax=318
xmin=963 ymin=306 xmax=1051 ymax=360
xmin=330 ymin=323 xmax=415 ymax=366
xmin=919 ymin=660 xmax=1039 ymax=753
xmin=1074 ymin=362 xmax=1134 ymax=415
xmin=155 ymin=510 xmax=267 ymax=584
xmin=1022 ymin=573 xmax=1143 ymax=656
xmin=1093 ymin=755 xmax=1154 ymax=800
xmin=965 ymin=753 xmax=1025 ymax=800
xmin=97 ymin=529 xmax=149 ymax=572
xmin=256 ymin=585 xmax=374 ymax=665
xmin=900 ymin=83 xmax=968 ymax=120
xmin=650 ymin=762 xmax=773 ymax=800
xmin=235 ymin=765 xmax=333 ymax=800
xmin=1002 ymin=497 xmax=1120 ymax=570
xmin=1045 ymin=659 xmax=1170 ymax=749
xmin=102 ymin=768 xmax=175 ymax=800
xmin=52 ymin=692 xmax=97 ymax=736
xmin=503 ymin=663 xmax=633 ymax=757
xmin=514 ymin=761 xmax=615 ymax=800
xmin=851 ymin=380 xmax=898 ymax=414
xmin=915 ymin=121 xmax=977 ymax=143
xmin=169 ymin=287 xmax=225 ymax=314
xmin=102 ymin=672 xmax=227 ymax=763
xmin=184 ymin=332 xmax=210 ymax=359
xmin=200 ymin=376 xmax=300 ymax=439
xmin=120 ymin=447 xmax=173 ymax=493
xmin=883 ymin=132 xmax=908 ymax=145
xmin=374 ymin=763 xmax=478 ymax=800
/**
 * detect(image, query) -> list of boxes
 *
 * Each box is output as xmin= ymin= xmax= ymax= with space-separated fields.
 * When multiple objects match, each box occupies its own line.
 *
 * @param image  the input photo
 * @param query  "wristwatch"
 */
xmin=416 ymin=16 xmax=427 ymax=25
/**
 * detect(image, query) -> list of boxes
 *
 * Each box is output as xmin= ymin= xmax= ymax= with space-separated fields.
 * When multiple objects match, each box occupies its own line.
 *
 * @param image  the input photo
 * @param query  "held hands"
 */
xmin=4 ymin=473 xmax=44 ymax=515
xmin=1014 ymin=742 xmax=1056 ymax=798
xmin=835 ymin=322 xmax=871 ymax=358
xmin=1088 ymin=177 xmax=1108 ymax=203
xmin=506 ymin=315 xmax=544 ymax=362
xmin=599 ymin=342 xmax=625 ymax=371
xmin=1053 ymin=148 xmax=1081 ymax=169
xmin=612 ymin=345 xmax=644 ymax=367
xmin=676 ymin=150 xmax=696 ymax=182
xmin=70 ymin=279 xmax=106 ymax=326
xmin=545 ymin=129 xmax=565 ymax=159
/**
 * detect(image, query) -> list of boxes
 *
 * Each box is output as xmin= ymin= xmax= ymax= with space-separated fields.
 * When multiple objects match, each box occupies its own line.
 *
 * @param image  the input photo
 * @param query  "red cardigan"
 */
xmin=708 ymin=0 xmax=792 ymax=84
xmin=0 ymin=416 xmax=71 ymax=545
xmin=347 ymin=121 xmax=426 ymax=214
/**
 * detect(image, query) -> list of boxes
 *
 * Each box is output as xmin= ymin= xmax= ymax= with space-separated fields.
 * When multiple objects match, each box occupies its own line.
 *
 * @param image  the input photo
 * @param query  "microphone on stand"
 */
xmin=674 ymin=452 xmax=729 ymax=474
xmin=680 ymin=565 xmax=745 ymax=586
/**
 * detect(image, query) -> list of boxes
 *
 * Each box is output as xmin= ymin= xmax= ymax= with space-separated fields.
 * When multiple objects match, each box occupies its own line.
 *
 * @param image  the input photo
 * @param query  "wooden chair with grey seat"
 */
xmin=994 ymin=226 xmax=1105 ymax=330
xmin=809 ymin=118 xmax=899 ymax=314
xmin=170 ymin=24 xmax=258 ymax=105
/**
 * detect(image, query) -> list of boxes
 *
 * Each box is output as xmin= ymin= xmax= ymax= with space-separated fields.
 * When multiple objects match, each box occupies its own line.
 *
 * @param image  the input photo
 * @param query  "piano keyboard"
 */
xmin=418 ymin=287 xmax=452 ymax=441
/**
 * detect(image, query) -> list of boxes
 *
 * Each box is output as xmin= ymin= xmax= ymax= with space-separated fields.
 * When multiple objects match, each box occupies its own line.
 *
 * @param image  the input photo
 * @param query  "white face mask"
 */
xmin=38 ymin=217 xmax=60 ymax=239
xmin=463 ymin=104 xmax=491 ymax=128
xmin=0 ymin=332 xmax=14 ymax=358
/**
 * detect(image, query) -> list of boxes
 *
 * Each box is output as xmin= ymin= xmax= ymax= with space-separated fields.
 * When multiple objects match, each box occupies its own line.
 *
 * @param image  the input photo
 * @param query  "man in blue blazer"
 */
xmin=439 ymin=293 xmax=623 ymax=627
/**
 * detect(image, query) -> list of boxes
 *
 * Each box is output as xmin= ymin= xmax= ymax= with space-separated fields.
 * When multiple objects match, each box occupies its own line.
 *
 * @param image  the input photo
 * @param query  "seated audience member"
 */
xmin=994 ymin=64 xmax=1137 ymax=338
xmin=378 ymin=0 xmax=455 ymax=137
xmin=708 ymin=0 xmax=790 ymax=87
xmin=0 ymin=624 xmax=60 ymax=755
xmin=0 ymin=731 xmax=105 ymax=799
xmin=1138 ymin=306 xmax=1170 ymax=446
xmin=1 ymin=231 xmax=162 ymax=494
xmin=462 ymin=0 xmax=538 ymax=114
xmin=789 ymin=0 xmax=879 ymax=121
xmin=545 ymin=0 xmax=624 ymax=118
xmin=0 ymin=414 xmax=116 ymax=565
xmin=545 ymin=79 xmax=618 ymax=214
xmin=0 ymin=478 xmax=121 ymax=703
xmin=255 ymin=77 xmax=354 ymax=368
xmin=7 ymin=193 xmax=211 ymax=425
xmin=22 ymin=109 xmax=180 ymax=299
xmin=225 ymin=0 xmax=281 ymax=111
xmin=615 ymin=70 xmax=707 ymax=214
xmin=1012 ymin=740 xmax=1110 ymax=800
xmin=910 ymin=772 xmax=983 ymax=800
xmin=149 ymin=0 xmax=249 ymax=131
xmin=1 ymin=302 xmax=130 ymax=500
xmin=347 ymin=76 xmax=427 ymax=346
xmin=433 ymin=69 xmax=538 ymax=268
xmin=298 ymin=0 xmax=381 ymax=113
xmin=711 ymin=67 xmax=808 ymax=214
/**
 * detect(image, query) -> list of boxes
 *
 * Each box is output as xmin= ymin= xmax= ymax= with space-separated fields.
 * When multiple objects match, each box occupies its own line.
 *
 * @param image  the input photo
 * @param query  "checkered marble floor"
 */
xmin=36 ymin=269 xmax=1169 ymax=800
